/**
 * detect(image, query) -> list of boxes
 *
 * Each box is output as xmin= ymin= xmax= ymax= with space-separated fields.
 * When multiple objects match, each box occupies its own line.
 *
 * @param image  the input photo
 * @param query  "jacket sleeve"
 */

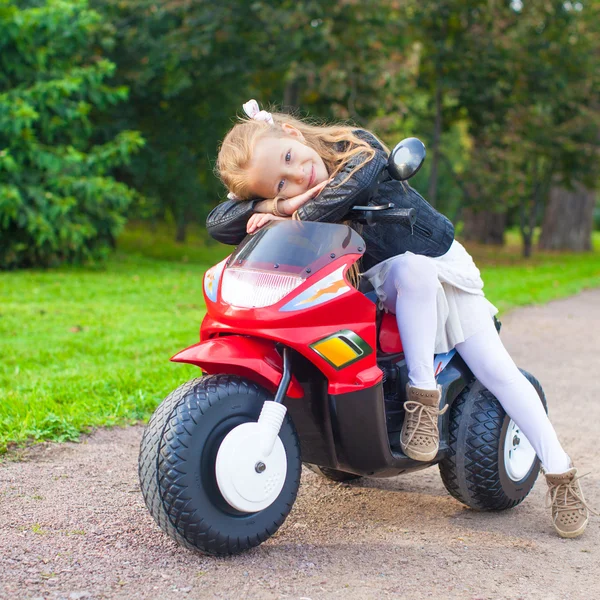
xmin=296 ymin=130 xmax=388 ymax=223
xmin=205 ymin=198 xmax=260 ymax=245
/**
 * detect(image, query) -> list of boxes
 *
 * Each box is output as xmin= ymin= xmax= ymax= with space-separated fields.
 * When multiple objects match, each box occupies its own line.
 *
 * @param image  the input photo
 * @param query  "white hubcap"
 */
xmin=503 ymin=420 xmax=536 ymax=482
xmin=215 ymin=422 xmax=287 ymax=513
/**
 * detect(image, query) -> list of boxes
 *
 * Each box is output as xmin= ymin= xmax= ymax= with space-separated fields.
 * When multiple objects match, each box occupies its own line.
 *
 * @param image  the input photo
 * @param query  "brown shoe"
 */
xmin=400 ymin=384 xmax=447 ymax=462
xmin=545 ymin=467 xmax=596 ymax=538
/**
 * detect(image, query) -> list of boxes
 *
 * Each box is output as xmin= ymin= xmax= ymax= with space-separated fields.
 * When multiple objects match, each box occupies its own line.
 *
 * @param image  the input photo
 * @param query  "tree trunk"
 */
xmin=175 ymin=212 xmax=187 ymax=243
xmin=462 ymin=208 xmax=506 ymax=245
xmin=427 ymin=79 xmax=442 ymax=208
xmin=522 ymin=229 xmax=533 ymax=258
xmin=519 ymin=195 xmax=539 ymax=259
xmin=539 ymin=184 xmax=595 ymax=251
xmin=283 ymin=81 xmax=299 ymax=113
xmin=519 ymin=164 xmax=547 ymax=258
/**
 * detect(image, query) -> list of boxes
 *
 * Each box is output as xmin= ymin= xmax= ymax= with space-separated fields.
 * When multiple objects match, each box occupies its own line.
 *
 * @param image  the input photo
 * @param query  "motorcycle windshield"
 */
xmin=227 ymin=220 xmax=365 ymax=278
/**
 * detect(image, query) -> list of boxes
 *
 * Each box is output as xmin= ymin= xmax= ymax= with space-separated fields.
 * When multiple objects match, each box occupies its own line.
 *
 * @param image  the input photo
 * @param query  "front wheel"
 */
xmin=439 ymin=370 xmax=547 ymax=511
xmin=138 ymin=375 xmax=301 ymax=555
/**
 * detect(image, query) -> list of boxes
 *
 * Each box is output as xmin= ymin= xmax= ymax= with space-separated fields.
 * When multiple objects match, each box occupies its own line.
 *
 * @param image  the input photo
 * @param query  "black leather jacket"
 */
xmin=206 ymin=130 xmax=454 ymax=271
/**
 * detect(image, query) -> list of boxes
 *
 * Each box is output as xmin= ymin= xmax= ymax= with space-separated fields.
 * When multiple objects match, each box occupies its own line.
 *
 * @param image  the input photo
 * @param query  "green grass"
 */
xmin=0 ymin=245 xmax=226 ymax=454
xmin=1 ymin=224 xmax=599 ymax=453
xmin=117 ymin=220 xmax=229 ymax=264
xmin=470 ymin=230 xmax=600 ymax=313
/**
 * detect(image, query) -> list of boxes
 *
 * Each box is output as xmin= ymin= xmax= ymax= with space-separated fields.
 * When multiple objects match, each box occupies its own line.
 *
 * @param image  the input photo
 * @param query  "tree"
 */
xmin=0 ymin=0 xmax=143 ymax=269
xmin=93 ymin=0 xmax=409 ymax=240
xmin=93 ymin=0 xmax=334 ymax=240
xmin=461 ymin=208 xmax=506 ymax=245
xmin=490 ymin=1 xmax=600 ymax=257
xmin=448 ymin=2 xmax=520 ymax=243
xmin=539 ymin=184 xmax=596 ymax=251
xmin=392 ymin=0 xmax=501 ymax=210
xmin=440 ymin=1 xmax=600 ymax=255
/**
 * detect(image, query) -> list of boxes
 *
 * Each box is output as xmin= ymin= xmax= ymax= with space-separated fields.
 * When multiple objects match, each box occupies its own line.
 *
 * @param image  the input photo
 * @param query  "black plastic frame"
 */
xmin=285 ymin=349 xmax=474 ymax=478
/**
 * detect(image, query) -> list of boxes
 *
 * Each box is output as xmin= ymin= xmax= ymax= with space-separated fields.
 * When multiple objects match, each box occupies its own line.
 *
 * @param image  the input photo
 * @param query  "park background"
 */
xmin=1 ymin=0 xmax=599 ymax=453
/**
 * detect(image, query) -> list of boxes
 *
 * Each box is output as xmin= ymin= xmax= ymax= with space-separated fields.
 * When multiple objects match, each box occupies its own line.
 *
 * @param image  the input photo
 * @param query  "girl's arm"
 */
xmin=277 ymin=180 xmax=329 ymax=215
xmin=291 ymin=130 xmax=388 ymax=223
xmin=206 ymin=198 xmax=272 ymax=245
xmin=206 ymin=181 xmax=327 ymax=244
xmin=246 ymin=213 xmax=288 ymax=234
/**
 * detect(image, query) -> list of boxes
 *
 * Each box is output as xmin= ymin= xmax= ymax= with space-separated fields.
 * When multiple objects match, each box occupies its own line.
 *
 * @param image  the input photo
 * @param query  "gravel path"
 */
xmin=2 ymin=290 xmax=599 ymax=600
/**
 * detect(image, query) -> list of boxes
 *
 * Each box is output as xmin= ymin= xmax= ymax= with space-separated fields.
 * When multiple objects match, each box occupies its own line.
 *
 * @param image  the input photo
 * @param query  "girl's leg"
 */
xmin=380 ymin=254 xmax=445 ymax=461
xmin=380 ymin=254 xmax=439 ymax=390
xmin=455 ymin=316 xmax=596 ymax=539
xmin=454 ymin=315 xmax=571 ymax=474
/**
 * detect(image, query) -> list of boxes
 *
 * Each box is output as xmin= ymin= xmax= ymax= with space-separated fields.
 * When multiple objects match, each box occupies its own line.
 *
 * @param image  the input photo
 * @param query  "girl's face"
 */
xmin=246 ymin=125 xmax=329 ymax=199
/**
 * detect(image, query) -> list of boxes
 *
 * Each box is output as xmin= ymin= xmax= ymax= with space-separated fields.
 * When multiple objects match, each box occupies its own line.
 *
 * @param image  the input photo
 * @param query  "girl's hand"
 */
xmin=281 ymin=179 xmax=330 ymax=215
xmin=246 ymin=213 xmax=288 ymax=234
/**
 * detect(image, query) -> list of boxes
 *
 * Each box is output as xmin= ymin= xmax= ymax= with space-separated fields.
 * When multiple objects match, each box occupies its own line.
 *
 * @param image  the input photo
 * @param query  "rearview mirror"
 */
xmin=388 ymin=138 xmax=426 ymax=181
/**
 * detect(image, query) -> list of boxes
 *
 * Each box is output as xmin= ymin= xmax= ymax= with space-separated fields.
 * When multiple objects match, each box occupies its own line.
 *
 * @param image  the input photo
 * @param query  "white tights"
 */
xmin=380 ymin=254 xmax=571 ymax=474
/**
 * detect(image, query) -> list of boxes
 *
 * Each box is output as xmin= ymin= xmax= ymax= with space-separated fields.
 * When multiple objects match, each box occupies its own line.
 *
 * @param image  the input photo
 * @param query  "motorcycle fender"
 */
xmin=171 ymin=336 xmax=304 ymax=399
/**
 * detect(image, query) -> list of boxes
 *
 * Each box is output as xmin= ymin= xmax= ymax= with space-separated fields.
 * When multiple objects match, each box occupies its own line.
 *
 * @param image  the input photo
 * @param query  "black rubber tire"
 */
xmin=439 ymin=370 xmax=547 ymax=511
xmin=138 ymin=375 xmax=302 ymax=555
xmin=138 ymin=378 xmax=198 ymax=552
xmin=304 ymin=463 xmax=362 ymax=482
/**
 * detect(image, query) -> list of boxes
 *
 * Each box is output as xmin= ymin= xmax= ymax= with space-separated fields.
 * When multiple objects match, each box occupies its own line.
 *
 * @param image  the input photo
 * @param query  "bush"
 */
xmin=0 ymin=0 xmax=144 ymax=269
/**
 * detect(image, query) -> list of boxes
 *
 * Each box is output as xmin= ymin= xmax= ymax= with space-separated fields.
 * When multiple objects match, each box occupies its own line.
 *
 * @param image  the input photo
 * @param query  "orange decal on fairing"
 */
xmin=299 ymin=279 xmax=347 ymax=305
xmin=206 ymin=270 xmax=215 ymax=293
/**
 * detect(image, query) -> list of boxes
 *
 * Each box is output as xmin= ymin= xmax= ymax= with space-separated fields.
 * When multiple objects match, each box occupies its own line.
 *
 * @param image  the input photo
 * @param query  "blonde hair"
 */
xmin=216 ymin=110 xmax=388 ymax=200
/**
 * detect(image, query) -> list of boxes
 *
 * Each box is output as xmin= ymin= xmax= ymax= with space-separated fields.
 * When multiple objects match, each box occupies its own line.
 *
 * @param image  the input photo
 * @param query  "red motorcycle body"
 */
xmin=171 ymin=221 xmax=470 ymax=476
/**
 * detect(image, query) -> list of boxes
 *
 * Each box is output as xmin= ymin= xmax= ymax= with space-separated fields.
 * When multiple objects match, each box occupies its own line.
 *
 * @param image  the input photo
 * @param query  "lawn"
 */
xmin=473 ymin=230 xmax=600 ymax=313
xmin=0 ymin=245 xmax=226 ymax=454
xmin=1 ymin=224 xmax=599 ymax=453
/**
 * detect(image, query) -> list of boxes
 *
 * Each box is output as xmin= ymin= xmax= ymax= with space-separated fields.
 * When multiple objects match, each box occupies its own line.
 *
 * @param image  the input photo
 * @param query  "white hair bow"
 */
xmin=242 ymin=99 xmax=274 ymax=125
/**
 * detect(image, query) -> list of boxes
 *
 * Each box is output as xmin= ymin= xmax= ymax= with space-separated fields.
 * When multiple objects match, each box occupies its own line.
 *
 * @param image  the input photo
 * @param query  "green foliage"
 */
xmin=506 ymin=2 xmax=600 ymax=240
xmin=25 ymin=414 xmax=80 ymax=444
xmin=0 ymin=251 xmax=213 ymax=452
xmin=375 ymin=1 xmax=600 ymax=254
xmin=91 ymin=0 xmax=407 ymax=237
xmin=449 ymin=1 xmax=600 ymax=253
xmin=3 ymin=0 xmax=597 ymax=258
xmin=118 ymin=220 xmax=229 ymax=264
xmin=0 ymin=0 xmax=144 ymax=269
xmin=94 ymin=0 xmax=298 ymax=233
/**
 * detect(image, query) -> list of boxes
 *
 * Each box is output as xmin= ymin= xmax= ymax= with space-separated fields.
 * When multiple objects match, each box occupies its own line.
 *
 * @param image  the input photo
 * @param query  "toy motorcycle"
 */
xmin=139 ymin=139 xmax=546 ymax=555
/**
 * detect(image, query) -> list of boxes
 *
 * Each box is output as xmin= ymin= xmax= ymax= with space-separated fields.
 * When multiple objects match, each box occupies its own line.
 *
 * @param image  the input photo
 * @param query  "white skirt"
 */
xmin=361 ymin=240 xmax=498 ymax=354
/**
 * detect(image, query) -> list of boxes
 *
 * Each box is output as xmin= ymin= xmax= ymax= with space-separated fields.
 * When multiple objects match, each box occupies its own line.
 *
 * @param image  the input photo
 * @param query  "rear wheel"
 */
xmin=439 ymin=370 xmax=547 ymax=511
xmin=139 ymin=375 xmax=301 ymax=555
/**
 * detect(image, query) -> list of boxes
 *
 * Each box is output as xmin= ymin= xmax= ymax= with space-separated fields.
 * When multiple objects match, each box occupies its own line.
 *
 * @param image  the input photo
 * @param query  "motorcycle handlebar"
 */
xmin=348 ymin=206 xmax=416 ymax=227
xmin=368 ymin=208 xmax=416 ymax=226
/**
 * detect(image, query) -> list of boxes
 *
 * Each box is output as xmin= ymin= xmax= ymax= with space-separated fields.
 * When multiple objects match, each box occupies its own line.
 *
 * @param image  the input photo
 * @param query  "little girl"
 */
xmin=207 ymin=99 xmax=593 ymax=538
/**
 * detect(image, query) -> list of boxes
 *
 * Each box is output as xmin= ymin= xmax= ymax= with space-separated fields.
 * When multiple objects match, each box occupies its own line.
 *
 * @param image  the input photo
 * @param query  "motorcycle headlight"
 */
xmin=220 ymin=268 xmax=304 ymax=308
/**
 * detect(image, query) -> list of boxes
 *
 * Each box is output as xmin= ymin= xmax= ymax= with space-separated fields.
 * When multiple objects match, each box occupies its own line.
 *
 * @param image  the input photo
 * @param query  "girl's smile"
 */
xmin=247 ymin=127 xmax=329 ymax=199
